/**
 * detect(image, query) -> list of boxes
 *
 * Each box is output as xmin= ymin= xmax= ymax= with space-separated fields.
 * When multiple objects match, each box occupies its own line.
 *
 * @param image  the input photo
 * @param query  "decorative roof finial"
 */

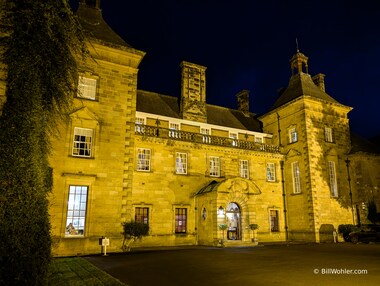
xmin=296 ymin=38 xmax=299 ymax=52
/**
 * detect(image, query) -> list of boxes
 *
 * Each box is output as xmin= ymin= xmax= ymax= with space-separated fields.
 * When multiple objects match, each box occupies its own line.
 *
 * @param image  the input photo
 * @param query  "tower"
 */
xmin=259 ymin=50 xmax=353 ymax=242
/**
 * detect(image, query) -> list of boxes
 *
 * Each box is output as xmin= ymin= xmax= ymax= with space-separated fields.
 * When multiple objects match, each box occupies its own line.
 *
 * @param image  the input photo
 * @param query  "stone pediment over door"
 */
xmin=217 ymin=178 xmax=262 ymax=196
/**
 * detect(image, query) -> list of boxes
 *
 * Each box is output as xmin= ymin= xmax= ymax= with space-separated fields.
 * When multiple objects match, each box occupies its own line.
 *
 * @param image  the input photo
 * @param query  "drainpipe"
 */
xmin=280 ymin=161 xmax=288 ymax=240
xmin=276 ymin=112 xmax=282 ymax=146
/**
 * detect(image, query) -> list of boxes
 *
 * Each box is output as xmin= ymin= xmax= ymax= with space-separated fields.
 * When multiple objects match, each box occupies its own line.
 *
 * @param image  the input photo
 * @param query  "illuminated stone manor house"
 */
xmin=3 ymin=3 xmax=379 ymax=256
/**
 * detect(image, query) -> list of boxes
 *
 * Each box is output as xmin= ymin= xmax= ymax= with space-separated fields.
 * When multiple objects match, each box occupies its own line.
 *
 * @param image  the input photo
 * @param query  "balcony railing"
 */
xmin=135 ymin=124 xmax=280 ymax=153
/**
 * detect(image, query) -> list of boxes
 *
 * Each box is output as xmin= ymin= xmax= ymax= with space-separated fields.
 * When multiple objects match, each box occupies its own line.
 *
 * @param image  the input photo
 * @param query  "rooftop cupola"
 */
xmin=290 ymin=50 xmax=309 ymax=76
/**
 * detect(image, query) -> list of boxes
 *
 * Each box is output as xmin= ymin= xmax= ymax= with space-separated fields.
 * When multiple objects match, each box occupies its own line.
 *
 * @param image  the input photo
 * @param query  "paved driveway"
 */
xmin=85 ymin=243 xmax=380 ymax=286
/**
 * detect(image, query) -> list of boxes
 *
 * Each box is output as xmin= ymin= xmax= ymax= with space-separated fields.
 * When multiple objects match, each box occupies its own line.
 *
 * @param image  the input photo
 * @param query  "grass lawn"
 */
xmin=48 ymin=257 xmax=126 ymax=286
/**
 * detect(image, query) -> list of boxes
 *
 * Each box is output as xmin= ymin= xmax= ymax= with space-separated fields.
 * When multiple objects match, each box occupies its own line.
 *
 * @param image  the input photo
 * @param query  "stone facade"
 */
xmin=1 ymin=3 xmax=379 ymax=257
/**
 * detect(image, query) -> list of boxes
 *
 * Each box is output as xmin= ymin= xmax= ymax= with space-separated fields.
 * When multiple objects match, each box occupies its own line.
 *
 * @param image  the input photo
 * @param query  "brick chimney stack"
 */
xmin=312 ymin=73 xmax=326 ymax=92
xmin=236 ymin=90 xmax=250 ymax=117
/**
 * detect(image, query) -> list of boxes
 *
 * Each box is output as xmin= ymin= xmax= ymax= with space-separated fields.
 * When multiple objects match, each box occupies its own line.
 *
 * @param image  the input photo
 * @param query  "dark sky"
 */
xmin=74 ymin=0 xmax=380 ymax=138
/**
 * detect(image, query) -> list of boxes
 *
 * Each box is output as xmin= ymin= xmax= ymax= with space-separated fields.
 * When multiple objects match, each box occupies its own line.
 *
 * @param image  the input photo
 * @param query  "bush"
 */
xmin=121 ymin=221 xmax=149 ymax=251
xmin=338 ymin=224 xmax=358 ymax=242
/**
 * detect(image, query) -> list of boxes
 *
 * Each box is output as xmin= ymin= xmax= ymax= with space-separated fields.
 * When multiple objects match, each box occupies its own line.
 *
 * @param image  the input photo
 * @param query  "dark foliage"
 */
xmin=0 ymin=1 xmax=85 ymax=284
xmin=367 ymin=199 xmax=380 ymax=224
xmin=338 ymin=224 xmax=359 ymax=242
xmin=122 ymin=221 xmax=150 ymax=239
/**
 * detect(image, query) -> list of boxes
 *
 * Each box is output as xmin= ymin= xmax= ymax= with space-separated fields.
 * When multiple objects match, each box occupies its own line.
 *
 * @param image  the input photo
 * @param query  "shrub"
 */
xmin=338 ymin=224 xmax=358 ymax=242
xmin=121 ymin=221 xmax=149 ymax=251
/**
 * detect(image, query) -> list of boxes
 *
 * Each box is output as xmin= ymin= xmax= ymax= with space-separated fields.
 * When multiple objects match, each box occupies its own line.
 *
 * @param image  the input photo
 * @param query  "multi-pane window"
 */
xmin=230 ymin=132 xmax=238 ymax=147
xmin=266 ymin=163 xmax=276 ymax=182
xmin=289 ymin=127 xmax=298 ymax=143
xmin=72 ymin=127 xmax=93 ymax=157
xmin=66 ymin=186 xmax=88 ymax=236
xmin=325 ymin=127 xmax=333 ymax=143
xmin=255 ymin=136 xmax=263 ymax=144
xmin=135 ymin=207 xmax=149 ymax=225
xmin=240 ymin=160 xmax=249 ymax=179
xmin=137 ymin=148 xmax=151 ymax=171
xmin=176 ymin=152 xmax=188 ymax=174
xmin=78 ymin=76 xmax=97 ymax=100
xmin=169 ymin=123 xmax=180 ymax=138
xmin=175 ymin=208 xmax=187 ymax=233
xmin=135 ymin=117 xmax=145 ymax=133
xmin=270 ymin=210 xmax=279 ymax=232
xmin=328 ymin=161 xmax=338 ymax=197
xmin=292 ymin=161 xmax=302 ymax=194
xmin=201 ymin=128 xmax=211 ymax=144
xmin=209 ymin=156 xmax=220 ymax=177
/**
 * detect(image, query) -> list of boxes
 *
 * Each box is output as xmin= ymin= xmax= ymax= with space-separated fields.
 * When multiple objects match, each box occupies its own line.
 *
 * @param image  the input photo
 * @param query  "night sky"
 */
xmin=73 ymin=1 xmax=380 ymax=139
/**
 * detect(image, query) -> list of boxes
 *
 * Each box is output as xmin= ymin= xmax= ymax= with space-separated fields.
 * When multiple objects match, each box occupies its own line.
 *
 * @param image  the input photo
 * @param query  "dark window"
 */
xmin=175 ymin=208 xmax=187 ymax=233
xmin=270 ymin=210 xmax=279 ymax=232
xmin=135 ymin=207 xmax=149 ymax=225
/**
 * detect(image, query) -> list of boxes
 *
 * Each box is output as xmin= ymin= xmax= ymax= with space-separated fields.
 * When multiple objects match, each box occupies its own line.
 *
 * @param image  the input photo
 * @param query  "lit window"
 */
xmin=230 ymin=132 xmax=238 ymax=147
xmin=266 ymin=163 xmax=276 ymax=182
xmin=72 ymin=127 xmax=93 ymax=157
xmin=201 ymin=128 xmax=211 ymax=144
xmin=137 ymin=148 xmax=151 ymax=171
xmin=176 ymin=152 xmax=188 ymax=174
xmin=325 ymin=127 xmax=333 ymax=143
xmin=255 ymin=136 xmax=263 ymax=143
xmin=209 ymin=156 xmax=220 ymax=177
xmin=169 ymin=123 xmax=180 ymax=138
xmin=135 ymin=207 xmax=149 ymax=225
xmin=240 ymin=160 xmax=249 ymax=179
xmin=328 ymin=161 xmax=338 ymax=197
xmin=66 ymin=186 xmax=88 ymax=236
xmin=175 ymin=208 xmax=187 ymax=233
xmin=289 ymin=127 xmax=298 ymax=143
xmin=135 ymin=117 xmax=145 ymax=133
xmin=270 ymin=210 xmax=279 ymax=232
xmin=78 ymin=76 xmax=96 ymax=100
xmin=292 ymin=161 xmax=301 ymax=193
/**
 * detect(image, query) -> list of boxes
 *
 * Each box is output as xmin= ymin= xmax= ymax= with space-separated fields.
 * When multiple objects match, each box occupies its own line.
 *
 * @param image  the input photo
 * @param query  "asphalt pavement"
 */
xmin=85 ymin=243 xmax=380 ymax=286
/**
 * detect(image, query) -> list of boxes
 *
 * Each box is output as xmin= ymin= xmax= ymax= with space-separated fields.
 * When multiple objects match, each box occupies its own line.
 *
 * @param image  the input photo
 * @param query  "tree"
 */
xmin=0 ymin=1 xmax=85 ymax=284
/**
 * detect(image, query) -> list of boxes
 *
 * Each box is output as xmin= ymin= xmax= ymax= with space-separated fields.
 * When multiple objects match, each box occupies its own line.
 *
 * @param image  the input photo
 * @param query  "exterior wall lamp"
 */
xmin=218 ymin=206 xmax=225 ymax=216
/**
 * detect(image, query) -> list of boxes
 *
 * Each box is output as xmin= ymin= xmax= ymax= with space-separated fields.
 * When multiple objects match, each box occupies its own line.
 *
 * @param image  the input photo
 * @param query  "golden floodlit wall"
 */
xmin=49 ymin=41 xmax=144 ymax=256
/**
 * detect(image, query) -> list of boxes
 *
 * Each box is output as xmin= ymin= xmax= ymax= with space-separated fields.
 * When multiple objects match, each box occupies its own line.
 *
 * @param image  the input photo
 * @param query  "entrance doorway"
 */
xmin=226 ymin=202 xmax=241 ymax=240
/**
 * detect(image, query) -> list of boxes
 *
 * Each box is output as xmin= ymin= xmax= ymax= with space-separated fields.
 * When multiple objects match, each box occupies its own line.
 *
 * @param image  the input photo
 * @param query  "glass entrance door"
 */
xmin=226 ymin=202 xmax=241 ymax=240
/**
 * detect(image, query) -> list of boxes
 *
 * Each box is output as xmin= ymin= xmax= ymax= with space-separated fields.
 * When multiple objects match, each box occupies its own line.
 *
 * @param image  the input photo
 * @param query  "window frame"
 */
xmin=229 ymin=132 xmax=238 ymax=147
xmin=72 ymin=127 xmax=93 ymax=158
xmin=77 ymin=76 xmax=97 ymax=100
xmin=65 ymin=185 xmax=88 ymax=237
xmin=209 ymin=156 xmax=221 ymax=177
xmin=269 ymin=210 xmax=280 ymax=232
xmin=288 ymin=127 xmax=298 ymax=143
xmin=200 ymin=127 xmax=211 ymax=144
xmin=137 ymin=148 xmax=151 ymax=172
xmin=292 ymin=161 xmax=302 ymax=194
xmin=175 ymin=208 xmax=187 ymax=234
xmin=135 ymin=117 xmax=145 ymax=133
xmin=169 ymin=122 xmax=180 ymax=138
xmin=266 ymin=163 xmax=276 ymax=182
xmin=176 ymin=152 xmax=188 ymax=175
xmin=325 ymin=127 xmax=333 ymax=143
xmin=135 ymin=207 xmax=149 ymax=225
xmin=239 ymin=159 xmax=249 ymax=179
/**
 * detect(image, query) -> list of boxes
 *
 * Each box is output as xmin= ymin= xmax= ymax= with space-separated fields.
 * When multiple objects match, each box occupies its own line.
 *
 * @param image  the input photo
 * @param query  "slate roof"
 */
xmin=76 ymin=3 xmax=131 ymax=48
xmin=137 ymin=90 xmax=263 ymax=132
xmin=350 ymin=133 xmax=380 ymax=154
xmin=271 ymin=73 xmax=339 ymax=110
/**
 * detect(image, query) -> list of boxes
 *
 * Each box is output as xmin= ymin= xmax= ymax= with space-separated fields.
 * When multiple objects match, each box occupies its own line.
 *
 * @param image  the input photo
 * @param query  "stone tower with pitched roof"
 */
xmin=260 ymin=50 xmax=354 ymax=242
